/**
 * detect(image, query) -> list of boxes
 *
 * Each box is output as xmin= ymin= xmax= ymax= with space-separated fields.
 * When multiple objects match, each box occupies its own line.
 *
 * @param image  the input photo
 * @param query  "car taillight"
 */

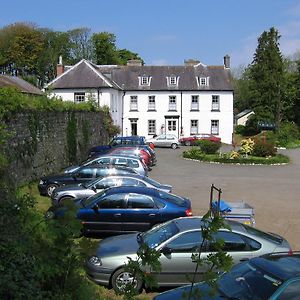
xmin=288 ymin=249 xmax=293 ymax=255
xmin=185 ymin=209 xmax=193 ymax=216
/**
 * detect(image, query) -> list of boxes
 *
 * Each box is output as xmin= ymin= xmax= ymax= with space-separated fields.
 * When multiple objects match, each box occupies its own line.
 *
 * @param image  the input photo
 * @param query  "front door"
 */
xmin=166 ymin=119 xmax=177 ymax=136
xmin=130 ymin=119 xmax=137 ymax=135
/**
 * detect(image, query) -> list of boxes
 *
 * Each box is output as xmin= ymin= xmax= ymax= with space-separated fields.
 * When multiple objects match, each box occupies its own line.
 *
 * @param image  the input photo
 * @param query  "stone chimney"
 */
xmin=56 ymin=55 xmax=65 ymax=77
xmin=224 ymin=55 xmax=230 ymax=69
xmin=127 ymin=59 xmax=143 ymax=66
xmin=184 ymin=59 xmax=200 ymax=66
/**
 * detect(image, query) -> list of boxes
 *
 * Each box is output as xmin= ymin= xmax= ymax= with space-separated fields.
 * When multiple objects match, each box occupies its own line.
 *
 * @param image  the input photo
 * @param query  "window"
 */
xmin=130 ymin=96 xmax=138 ymax=111
xmin=93 ymin=157 xmax=111 ymax=165
xmin=167 ymin=76 xmax=178 ymax=86
xmin=211 ymin=120 xmax=219 ymax=135
xmin=139 ymin=76 xmax=151 ymax=86
xmin=278 ymin=280 xmax=300 ymax=299
xmin=196 ymin=76 xmax=209 ymax=87
xmin=76 ymin=168 xmax=95 ymax=178
xmin=212 ymin=95 xmax=220 ymax=111
xmin=99 ymin=194 xmax=126 ymax=209
xmin=127 ymin=194 xmax=155 ymax=208
xmin=127 ymin=159 xmax=139 ymax=168
xmin=169 ymin=96 xmax=177 ymax=111
xmin=148 ymin=96 xmax=156 ymax=111
xmin=167 ymin=231 xmax=202 ymax=252
xmin=190 ymin=120 xmax=198 ymax=135
xmin=74 ymin=92 xmax=85 ymax=103
xmin=148 ymin=120 xmax=156 ymax=135
xmin=191 ymin=95 xmax=199 ymax=110
xmin=113 ymin=158 xmax=128 ymax=167
xmin=209 ymin=231 xmax=248 ymax=252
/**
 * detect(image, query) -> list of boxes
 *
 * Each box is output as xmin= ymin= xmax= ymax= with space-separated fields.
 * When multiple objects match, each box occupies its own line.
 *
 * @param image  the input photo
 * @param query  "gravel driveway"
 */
xmin=150 ymin=146 xmax=300 ymax=250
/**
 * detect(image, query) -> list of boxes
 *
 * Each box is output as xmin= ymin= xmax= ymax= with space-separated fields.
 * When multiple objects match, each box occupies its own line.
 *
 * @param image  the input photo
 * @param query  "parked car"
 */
xmin=108 ymin=147 xmax=152 ymax=167
xmin=64 ymin=154 xmax=148 ymax=177
xmin=49 ymin=186 xmax=192 ymax=235
xmin=85 ymin=216 xmax=291 ymax=294
xmin=179 ymin=134 xmax=221 ymax=146
xmin=154 ymin=251 xmax=300 ymax=300
xmin=146 ymin=134 xmax=179 ymax=149
xmin=38 ymin=165 xmax=139 ymax=197
xmin=51 ymin=174 xmax=173 ymax=206
xmin=89 ymin=136 xmax=147 ymax=157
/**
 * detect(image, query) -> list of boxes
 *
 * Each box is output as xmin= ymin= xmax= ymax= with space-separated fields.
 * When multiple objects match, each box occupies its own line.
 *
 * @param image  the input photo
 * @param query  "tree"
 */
xmin=117 ymin=48 xmax=144 ymax=65
xmin=248 ymin=27 xmax=284 ymax=128
xmin=92 ymin=32 xmax=119 ymax=65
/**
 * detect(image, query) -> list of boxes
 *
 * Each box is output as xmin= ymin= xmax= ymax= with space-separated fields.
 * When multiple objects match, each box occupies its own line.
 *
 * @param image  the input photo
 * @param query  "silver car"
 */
xmin=64 ymin=154 xmax=148 ymax=177
xmin=51 ymin=174 xmax=172 ymax=206
xmin=146 ymin=134 xmax=179 ymax=149
xmin=86 ymin=217 xmax=291 ymax=293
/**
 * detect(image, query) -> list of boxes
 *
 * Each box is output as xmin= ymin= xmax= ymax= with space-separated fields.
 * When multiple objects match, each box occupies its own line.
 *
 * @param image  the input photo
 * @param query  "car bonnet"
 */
xmin=96 ymin=233 xmax=140 ymax=258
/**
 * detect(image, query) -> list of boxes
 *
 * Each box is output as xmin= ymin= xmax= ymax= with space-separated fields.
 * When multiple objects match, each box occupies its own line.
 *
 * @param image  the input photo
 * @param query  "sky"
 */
xmin=2 ymin=0 xmax=300 ymax=70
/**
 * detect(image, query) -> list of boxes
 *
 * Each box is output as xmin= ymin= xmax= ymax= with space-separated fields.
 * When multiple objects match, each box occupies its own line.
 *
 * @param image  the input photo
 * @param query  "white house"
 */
xmin=45 ymin=56 xmax=234 ymax=144
xmin=235 ymin=109 xmax=254 ymax=126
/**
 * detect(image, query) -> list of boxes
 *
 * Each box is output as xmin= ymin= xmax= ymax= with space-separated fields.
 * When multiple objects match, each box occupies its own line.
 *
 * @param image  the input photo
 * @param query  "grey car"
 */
xmin=51 ymin=174 xmax=172 ymax=206
xmin=85 ymin=217 xmax=291 ymax=293
xmin=146 ymin=134 xmax=179 ymax=149
xmin=64 ymin=154 xmax=148 ymax=177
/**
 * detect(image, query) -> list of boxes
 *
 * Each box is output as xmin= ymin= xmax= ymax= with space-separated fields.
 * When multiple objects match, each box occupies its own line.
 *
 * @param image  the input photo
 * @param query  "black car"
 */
xmin=38 ymin=165 xmax=138 ymax=196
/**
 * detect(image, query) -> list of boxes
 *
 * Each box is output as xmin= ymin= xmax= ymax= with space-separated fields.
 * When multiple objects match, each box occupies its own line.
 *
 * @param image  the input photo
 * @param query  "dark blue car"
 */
xmin=52 ymin=186 xmax=192 ymax=236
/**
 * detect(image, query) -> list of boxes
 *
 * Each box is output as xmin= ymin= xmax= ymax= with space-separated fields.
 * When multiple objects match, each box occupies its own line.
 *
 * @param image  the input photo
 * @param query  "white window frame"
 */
xmin=74 ymin=92 xmax=85 ymax=103
xmin=191 ymin=95 xmax=199 ymax=111
xmin=211 ymin=120 xmax=219 ymax=135
xmin=169 ymin=95 xmax=177 ymax=111
xmin=167 ymin=76 xmax=179 ymax=86
xmin=139 ymin=76 xmax=151 ymax=86
xmin=148 ymin=120 xmax=156 ymax=135
xmin=196 ymin=76 xmax=209 ymax=87
xmin=190 ymin=120 xmax=198 ymax=135
xmin=130 ymin=96 xmax=138 ymax=111
xmin=148 ymin=96 xmax=156 ymax=111
xmin=212 ymin=95 xmax=220 ymax=111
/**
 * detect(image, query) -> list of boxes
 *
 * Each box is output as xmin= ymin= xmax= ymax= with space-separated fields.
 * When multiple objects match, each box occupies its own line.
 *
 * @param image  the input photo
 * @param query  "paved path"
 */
xmin=150 ymin=146 xmax=300 ymax=250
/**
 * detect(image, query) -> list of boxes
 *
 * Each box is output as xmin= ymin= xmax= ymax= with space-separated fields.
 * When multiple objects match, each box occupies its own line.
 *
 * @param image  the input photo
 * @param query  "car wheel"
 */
xmin=111 ymin=267 xmax=143 ymax=294
xmin=185 ymin=140 xmax=191 ymax=146
xmin=171 ymin=143 xmax=178 ymax=150
xmin=46 ymin=184 xmax=58 ymax=197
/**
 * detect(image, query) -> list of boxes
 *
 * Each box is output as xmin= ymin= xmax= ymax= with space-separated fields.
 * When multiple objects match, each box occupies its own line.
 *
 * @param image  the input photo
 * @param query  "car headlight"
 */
xmin=39 ymin=179 xmax=45 ymax=185
xmin=89 ymin=256 xmax=102 ymax=266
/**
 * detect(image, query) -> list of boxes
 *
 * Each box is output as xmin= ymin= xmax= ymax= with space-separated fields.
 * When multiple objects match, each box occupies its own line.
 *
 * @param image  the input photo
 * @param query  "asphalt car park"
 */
xmin=150 ymin=146 xmax=300 ymax=250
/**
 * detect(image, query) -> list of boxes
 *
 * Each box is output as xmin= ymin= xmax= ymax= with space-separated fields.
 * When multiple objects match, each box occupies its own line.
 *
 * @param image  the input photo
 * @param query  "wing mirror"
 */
xmin=92 ymin=204 xmax=100 ymax=213
xmin=161 ymin=246 xmax=172 ymax=255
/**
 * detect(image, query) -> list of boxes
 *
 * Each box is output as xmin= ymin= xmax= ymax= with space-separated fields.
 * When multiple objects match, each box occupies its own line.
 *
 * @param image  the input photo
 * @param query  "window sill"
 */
xmin=147 ymin=110 xmax=157 ymax=112
xmin=130 ymin=109 xmax=139 ymax=112
xmin=190 ymin=109 xmax=199 ymax=112
xmin=211 ymin=109 xmax=220 ymax=112
xmin=168 ymin=110 xmax=177 ymax=112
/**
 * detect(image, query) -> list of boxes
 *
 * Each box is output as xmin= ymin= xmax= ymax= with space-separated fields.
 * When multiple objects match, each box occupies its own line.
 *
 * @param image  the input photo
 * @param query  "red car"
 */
xmin=179 ymin=134 xmax=221 ymax=146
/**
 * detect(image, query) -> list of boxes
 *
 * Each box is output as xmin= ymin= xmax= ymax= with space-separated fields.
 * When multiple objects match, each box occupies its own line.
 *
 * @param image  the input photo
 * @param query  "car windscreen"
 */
xmin=142 ymin=220 xmax=179 ymax=248
xmin=158 ymin=190 xmax=186 ymax=207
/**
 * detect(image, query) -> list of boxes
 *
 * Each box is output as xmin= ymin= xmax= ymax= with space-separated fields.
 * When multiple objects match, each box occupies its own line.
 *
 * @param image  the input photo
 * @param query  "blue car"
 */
xmin=52 ymin=186 xmax=192 ymax=236
xmin=154 ymin=251 xmax=300 ymax=300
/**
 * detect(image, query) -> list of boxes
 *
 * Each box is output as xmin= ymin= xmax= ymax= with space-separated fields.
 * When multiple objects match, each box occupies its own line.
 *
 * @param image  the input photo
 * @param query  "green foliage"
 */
xmin=102 ymin=105 xmax=120 ymax=138
xmin=234 ymin=124 xmax=246 ymax=135
xmin=252 ymin=141 xmax=277 ymax=157
xmin=66 ymin=112 xmax=77 ymax=164
xmin=183 ymin=147 xmax=204 ymax=160
xmin=277 ymin=121 xmax=300 ymax=147
xmin=239 ymin=138 xmax=255 ymax=156
xmin=194 ymin=140 xmax=221 ymax=154
xmin=244 ymin=115 xmax=261 ymax=136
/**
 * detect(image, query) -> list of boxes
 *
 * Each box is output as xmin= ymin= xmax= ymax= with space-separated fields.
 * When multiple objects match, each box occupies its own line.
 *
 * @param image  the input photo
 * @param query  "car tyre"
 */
xmin=185 ymin=141 xmax=191 ymax=146
xmin=171 ymin=143 xmax=178 ymax=150
xmin=111 ymin=267 xmax=143 ymax=294
xmin=46 ymin=184 xmax=58 ymax=197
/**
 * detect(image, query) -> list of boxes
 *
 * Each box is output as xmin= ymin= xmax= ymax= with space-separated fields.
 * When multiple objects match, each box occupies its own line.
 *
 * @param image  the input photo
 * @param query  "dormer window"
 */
xmin=139 ymin=76 xmax=151 ymax=86
xmin=196 ymin=76 xmax=209 ymax=87
xmin=167 ymin=76 xmax=179 ymax=86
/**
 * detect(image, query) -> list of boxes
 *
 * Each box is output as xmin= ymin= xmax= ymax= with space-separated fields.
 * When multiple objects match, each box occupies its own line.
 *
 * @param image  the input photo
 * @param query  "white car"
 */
xmin=146 ymin=134 xmax=179 ymax=149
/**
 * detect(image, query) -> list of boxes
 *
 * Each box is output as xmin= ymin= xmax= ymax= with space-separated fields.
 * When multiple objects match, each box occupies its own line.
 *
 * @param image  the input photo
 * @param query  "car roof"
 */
xmin=96 ymin=173 xmax=146 ymax=181
xmin=104 ymin=185 xmax=159 ymax=196
xmin=251 ymin=253 xmax=300 ymax=281
xmin=93 ymin=154 xmax=141 ymax=160
xmin=79 ymin=164 xmax=137 ymax=171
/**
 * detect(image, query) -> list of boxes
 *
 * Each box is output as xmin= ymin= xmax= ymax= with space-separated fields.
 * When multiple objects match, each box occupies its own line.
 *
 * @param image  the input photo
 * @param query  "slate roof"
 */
xmin=0 ymin=75 xmax=43 ymax=95
xmin=235 ymin=109 xmax=254 ymax=119
xmin=46 ymin=59 xmax=233 ymax=91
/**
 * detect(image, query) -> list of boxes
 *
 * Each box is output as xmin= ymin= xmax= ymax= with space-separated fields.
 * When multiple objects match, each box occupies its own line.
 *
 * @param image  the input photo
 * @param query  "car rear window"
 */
xmin=240 ymin=224 xmax=283 ymax=244
xmin=158 ymin=191 xmax=186 ymax=207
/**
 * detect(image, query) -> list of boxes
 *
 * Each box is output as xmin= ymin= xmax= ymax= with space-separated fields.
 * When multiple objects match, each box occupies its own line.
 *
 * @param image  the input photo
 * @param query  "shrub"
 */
xmin=252 ymin=141 xmax=277 ymax=157
xmin=183 ymin=147 xmax=204 ymax=160
xmin=277 ymin=122 xmax=300 ymax=147
xmin=235 ymin=125 xmax=245 ymax=135
xmin=194 ymin=140 xmax=221 ymax=154
xmin=239 ymin=138 xmax=255 ymax=156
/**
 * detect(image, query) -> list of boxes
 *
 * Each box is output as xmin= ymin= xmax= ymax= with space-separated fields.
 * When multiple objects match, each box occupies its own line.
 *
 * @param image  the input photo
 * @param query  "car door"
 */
xmin=93 ymin=177 xmax=124 ymax=192
xmin=80 ymin=193 xmax=127 ymax=234
xmin=73 ymin=168 xmax=97 ymax=184
xmin=155 ymin=134 xmax=167 ymax=147
xmin=156 ymin=230 xmax=205 ymax=285
xmin=121 ymin=193 xmax=160 ymax=232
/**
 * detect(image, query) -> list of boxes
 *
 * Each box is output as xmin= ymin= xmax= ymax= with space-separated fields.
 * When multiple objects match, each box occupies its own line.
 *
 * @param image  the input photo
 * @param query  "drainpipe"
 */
xmin=180 ymin=91 xmax=183 ymax=137
xmin=97 ymin=89 xmax=100 ymax=107
xmin=121 ymin=91 xmax=126 ymax=136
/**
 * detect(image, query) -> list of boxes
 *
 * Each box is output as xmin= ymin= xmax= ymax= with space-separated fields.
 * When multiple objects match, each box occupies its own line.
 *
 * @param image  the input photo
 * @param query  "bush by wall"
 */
xmin=252 ymin=141 xmax=277 ymax=157
xmin=194 ymin=140 xmax=221 ymax=154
